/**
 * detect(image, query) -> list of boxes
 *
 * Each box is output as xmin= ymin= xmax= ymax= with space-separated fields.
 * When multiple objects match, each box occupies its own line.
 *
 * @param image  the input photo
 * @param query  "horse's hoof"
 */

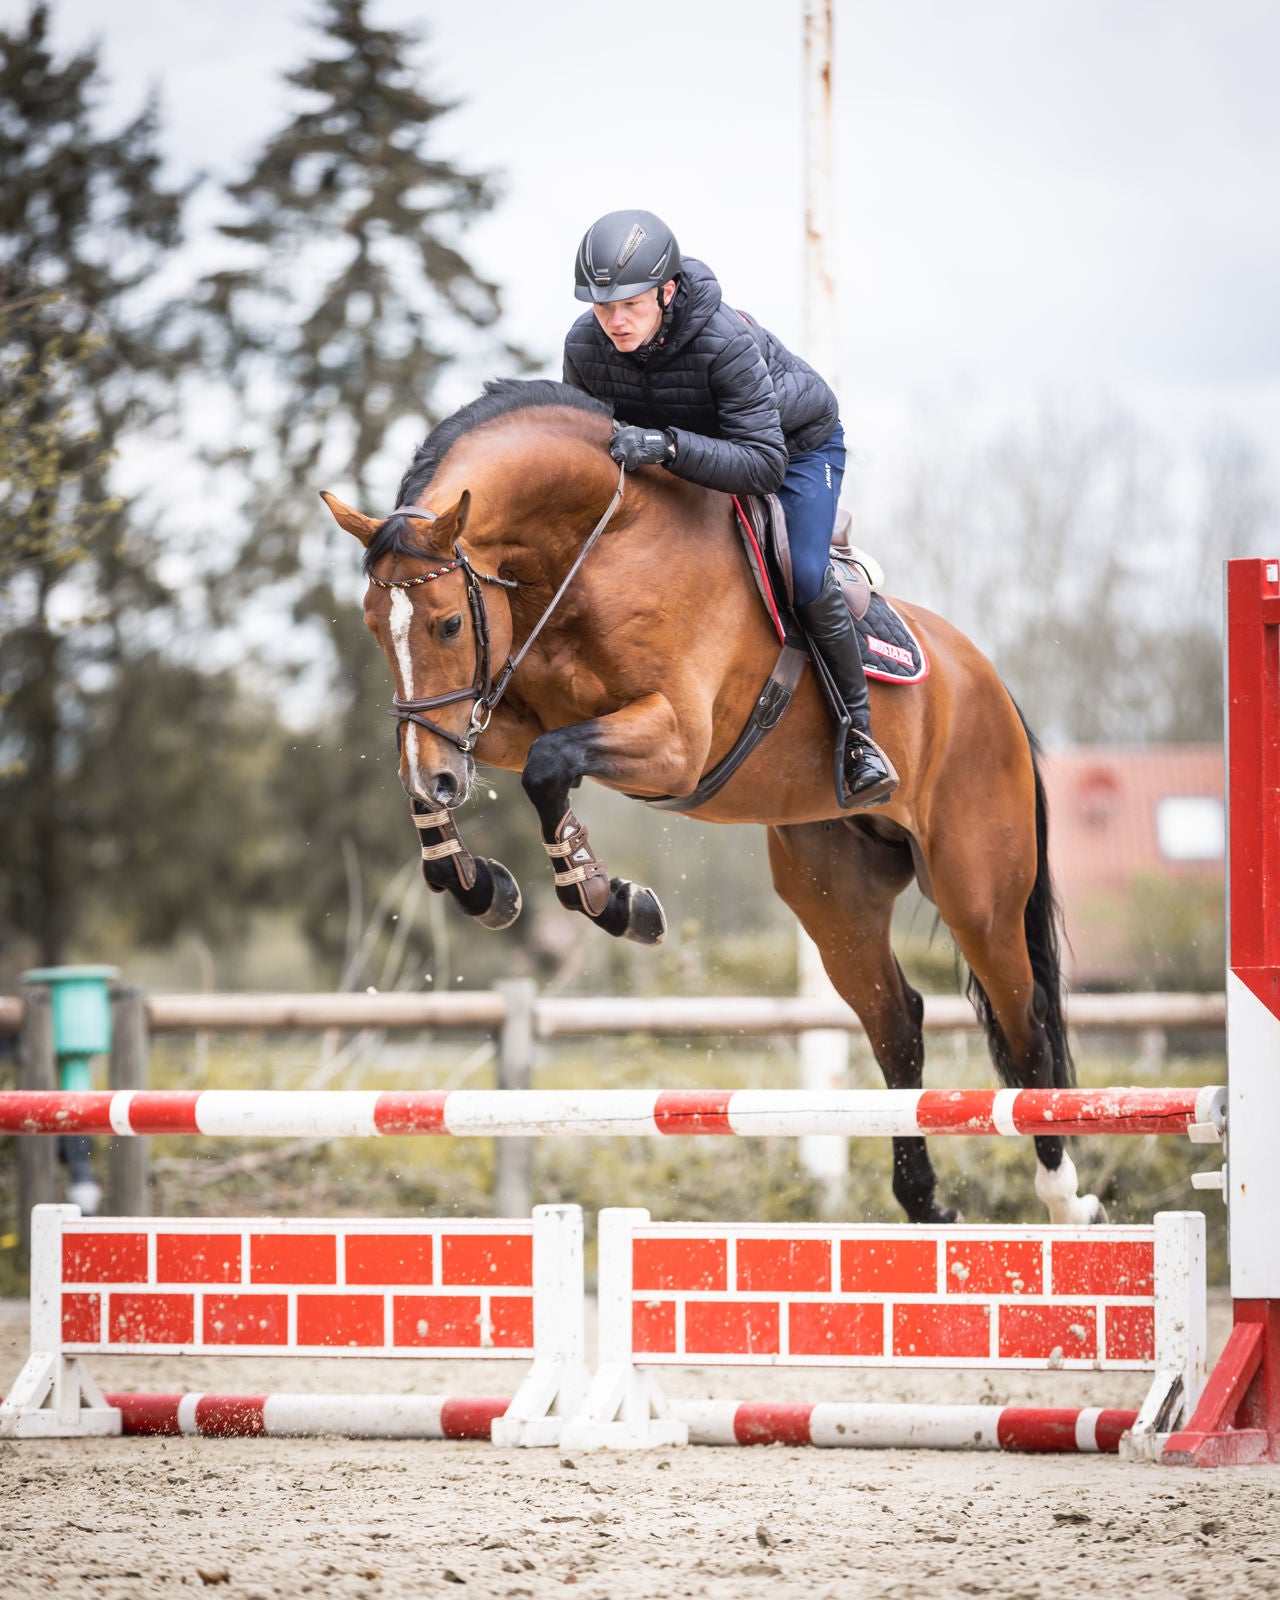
xmin=1082 ymin=1194 xmax=1108 ymax=1225
xmin=475 ymin=859 xmax=522 ymax=931
xmin=620 ymin=882 xmax=667 ymax=946
xmin=932 ymin=1205 xmax=963 ymax=1225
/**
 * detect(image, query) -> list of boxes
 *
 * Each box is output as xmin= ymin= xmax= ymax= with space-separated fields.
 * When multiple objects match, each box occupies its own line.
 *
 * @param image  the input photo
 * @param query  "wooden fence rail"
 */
xmin=0 ymin=988 xmax=1229 ymax=1038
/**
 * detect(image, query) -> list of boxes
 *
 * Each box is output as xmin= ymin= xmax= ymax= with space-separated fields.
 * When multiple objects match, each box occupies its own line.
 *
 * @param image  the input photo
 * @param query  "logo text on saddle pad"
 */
xmin=867 ymin=637 xmax=914 ymax=668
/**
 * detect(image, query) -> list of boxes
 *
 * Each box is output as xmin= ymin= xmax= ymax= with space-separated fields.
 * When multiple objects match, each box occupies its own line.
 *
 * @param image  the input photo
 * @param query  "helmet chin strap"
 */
xmin=648 ymin=279 xmax=677 ymax=347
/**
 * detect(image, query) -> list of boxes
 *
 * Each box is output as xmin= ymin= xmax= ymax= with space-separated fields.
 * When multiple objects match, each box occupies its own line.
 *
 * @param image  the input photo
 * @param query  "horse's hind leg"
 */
xmin=767 ymin=820 xmax=959 ymax=1224
xmin=926 ymin=820 xmax=1106 ymax=1227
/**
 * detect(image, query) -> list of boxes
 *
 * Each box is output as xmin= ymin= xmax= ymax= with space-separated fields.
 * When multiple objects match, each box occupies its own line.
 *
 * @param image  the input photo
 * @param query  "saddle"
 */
xmin=732 ymin=495 xmax=927 ymax=684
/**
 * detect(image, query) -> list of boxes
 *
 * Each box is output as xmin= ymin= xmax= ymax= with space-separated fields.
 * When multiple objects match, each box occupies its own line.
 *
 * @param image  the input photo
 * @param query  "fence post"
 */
xmin=108 ymin=987 xmax=149 ymax=1216
xmin=18 ymin=987 xmax=59 ymax=1261
xmin=493 ymin=978 xmax=535 ymax=1217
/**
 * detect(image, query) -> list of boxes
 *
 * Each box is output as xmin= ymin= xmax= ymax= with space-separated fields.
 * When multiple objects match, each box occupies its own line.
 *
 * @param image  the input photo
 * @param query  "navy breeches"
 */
xmin=775 ymin=421 xmax=846 ymax=606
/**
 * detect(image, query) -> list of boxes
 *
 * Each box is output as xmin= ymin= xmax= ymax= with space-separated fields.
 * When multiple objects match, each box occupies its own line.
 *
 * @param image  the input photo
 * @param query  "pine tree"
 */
xmin=0 ymin=3 xmax=191 ymax=966
xmin=205 ymin=0 xmax=526 ymax=575
xmin=200 ymin=0 xmax=535 ymax=970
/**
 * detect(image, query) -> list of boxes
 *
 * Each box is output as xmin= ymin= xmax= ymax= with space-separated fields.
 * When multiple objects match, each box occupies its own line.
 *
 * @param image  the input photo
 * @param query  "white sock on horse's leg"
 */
xmin=1034 ymin=1151 xmax=1105 ymax=1225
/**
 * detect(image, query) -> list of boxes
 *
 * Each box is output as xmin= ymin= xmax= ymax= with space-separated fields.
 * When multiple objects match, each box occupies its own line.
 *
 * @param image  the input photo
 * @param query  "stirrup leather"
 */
xmin=543 ymin=808 xmax=611 ymax=917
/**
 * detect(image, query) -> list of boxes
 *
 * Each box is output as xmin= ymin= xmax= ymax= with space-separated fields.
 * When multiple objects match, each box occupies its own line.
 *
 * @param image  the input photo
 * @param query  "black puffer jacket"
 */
xmin=562 ymin=258 xmax=838 ymax=496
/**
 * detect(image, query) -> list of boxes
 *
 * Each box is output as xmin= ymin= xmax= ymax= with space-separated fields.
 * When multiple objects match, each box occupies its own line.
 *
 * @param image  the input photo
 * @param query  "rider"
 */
xmin=563 ymin=208 xmax=896 ymax=807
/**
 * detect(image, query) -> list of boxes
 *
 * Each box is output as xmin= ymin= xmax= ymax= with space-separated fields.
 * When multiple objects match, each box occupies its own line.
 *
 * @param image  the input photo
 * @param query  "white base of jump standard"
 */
xmin=1 ymin=1203 xmax=1206 ymax=1459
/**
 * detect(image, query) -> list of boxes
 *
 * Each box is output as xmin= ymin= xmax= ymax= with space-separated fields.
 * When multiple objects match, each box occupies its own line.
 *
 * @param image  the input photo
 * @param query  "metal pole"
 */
xmin=108 ymin=987 xmax=150 ymax=1216
xmin=803 ymin=0 xmax=838 ymax=383
xmin=799 ymin=0 xmax=849 ymax=1209
xmin=17 ymin=986 xmax=59 ymax=1260
xmin=493 ymin=979 xmax=535 ymax=1216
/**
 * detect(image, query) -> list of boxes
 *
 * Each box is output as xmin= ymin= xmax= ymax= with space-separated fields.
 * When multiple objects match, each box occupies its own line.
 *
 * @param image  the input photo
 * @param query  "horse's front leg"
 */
xmin=521 ymin=694 xmax=701 ymax=945
xmin=410 ymin=799 xmax=523 ymax=931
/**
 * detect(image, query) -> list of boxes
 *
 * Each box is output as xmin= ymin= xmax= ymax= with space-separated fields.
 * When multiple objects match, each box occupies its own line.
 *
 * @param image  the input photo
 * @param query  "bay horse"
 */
xmin=322 ymin=378 xmax=1103 ymax=1228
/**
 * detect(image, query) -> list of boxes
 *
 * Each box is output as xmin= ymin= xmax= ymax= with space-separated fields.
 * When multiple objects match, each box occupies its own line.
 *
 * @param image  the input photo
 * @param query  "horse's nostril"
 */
xmin=431 ymin=771 xmax=459 ymax=805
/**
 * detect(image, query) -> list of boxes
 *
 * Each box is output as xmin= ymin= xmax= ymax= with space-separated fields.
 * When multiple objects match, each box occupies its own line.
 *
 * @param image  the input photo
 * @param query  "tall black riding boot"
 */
xmin=796 ymin=567 xmax=899 ymax=808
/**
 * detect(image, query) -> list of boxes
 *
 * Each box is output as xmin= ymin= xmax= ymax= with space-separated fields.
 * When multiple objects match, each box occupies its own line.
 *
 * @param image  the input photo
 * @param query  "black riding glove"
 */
xmin=610 ymin=425 xmax=675 ymax=471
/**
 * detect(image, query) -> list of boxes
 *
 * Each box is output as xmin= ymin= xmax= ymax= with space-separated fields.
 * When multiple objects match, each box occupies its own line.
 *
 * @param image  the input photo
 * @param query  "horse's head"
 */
xmin=322 ymin=486 xmax=515 ymax=809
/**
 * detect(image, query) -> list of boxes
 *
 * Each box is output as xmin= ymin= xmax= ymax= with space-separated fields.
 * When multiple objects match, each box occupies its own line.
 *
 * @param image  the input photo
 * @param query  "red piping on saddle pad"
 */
xmin=731 ymin=496 xmax=787 ymax=645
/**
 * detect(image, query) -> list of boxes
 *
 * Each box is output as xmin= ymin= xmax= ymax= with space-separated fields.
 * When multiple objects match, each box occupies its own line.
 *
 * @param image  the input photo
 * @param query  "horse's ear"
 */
xmin=435 ymin=490 xmax=471 ymax=539
xmin=320 ymin=491 xmax=381 ymax=546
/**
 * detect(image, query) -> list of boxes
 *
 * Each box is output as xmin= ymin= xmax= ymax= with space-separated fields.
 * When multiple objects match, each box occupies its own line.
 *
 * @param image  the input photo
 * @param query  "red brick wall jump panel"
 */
xmin=997 ymin=1303 xmax=1098 ymax=1361
xmin=63 ymin=1232 xmax=148 ymax=1284
xmin=633 ymin=1237 xmax=726 ymax=1293
xmin=61 ymin=1292 xmax=101 ymax=1344
xmin=203 ymin=1293 xmax=289 ymax=1346
xmin=249 ymin=1234 xmax=336 ymax=1285
xmin=946 ymin=1239 xmax=1043 ymax=1296
xmin=788 ymin=1300 xmax=885 ymax=1358
xmin=156 ymin=1233 xmax=242 ymax=1285
xmin=296 ymin=1293 xmax=384 ymax=1348
xmin=393 ymin=1294 xmax=483 ymax=1349
xmin=1050 ymin=1239 xmax=1155 ymax=1297
xmin=108 ymin=1292 xmax=194 ymax=1346
xmin=1104 ymin=1302 xmax=1156 ymax=1362
xmin=440 ymin=1234 xmax=532 ymax=1288
xmin=684 ymin=1300 xmax=780 ymax=1357
xmin=841 ymin=1237 xmax=937 ymax=1295
xmin=344 ymin=1233 xmax=434 ymax=1287
xmin=893 ymin=1302 xmax=990 ymax=1360
xmin=488 ymin=1295 xmax=535 ymax=1349
xmin=633 ymin=1299 xmax=677 ymax=1355
xmin=735 ymin=1238 xmax=832 ymax=1294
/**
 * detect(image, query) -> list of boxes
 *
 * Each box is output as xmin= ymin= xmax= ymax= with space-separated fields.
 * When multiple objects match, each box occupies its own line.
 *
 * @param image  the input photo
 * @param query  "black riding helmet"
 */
xmin=574 ymin=209 xmax=682 ymax=304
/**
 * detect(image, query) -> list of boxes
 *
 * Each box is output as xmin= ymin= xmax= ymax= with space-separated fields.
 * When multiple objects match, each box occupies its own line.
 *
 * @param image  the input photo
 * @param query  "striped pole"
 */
xmin=100 ymin=1392 xmax=1137 ymax=1452
xmin=106 ymin=1393 xmax=508 ymax=1440
xmin=0 ymin=1085 xmax=1225 ymax=1140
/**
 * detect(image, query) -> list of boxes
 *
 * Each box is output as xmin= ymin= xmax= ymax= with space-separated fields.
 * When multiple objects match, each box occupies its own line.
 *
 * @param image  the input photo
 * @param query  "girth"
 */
xmin=639 ymin=643 xmax=807 ymax=813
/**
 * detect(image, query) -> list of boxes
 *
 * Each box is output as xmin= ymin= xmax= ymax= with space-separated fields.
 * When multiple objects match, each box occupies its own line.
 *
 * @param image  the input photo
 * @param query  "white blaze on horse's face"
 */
xmin=387 ymin=589 xmax=429 ymax=796
xmin=373 ymin=583 xmax=474 ymax=809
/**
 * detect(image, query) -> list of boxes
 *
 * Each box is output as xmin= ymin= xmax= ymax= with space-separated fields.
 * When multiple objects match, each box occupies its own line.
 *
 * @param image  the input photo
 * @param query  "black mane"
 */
xmin=363 ymin=379 xmax=614 ymax=574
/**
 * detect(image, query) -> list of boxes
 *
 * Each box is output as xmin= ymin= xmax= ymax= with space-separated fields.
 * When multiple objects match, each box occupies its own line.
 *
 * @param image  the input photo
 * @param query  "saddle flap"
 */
xmin=830 ymin=550 xmax=872 ymax=622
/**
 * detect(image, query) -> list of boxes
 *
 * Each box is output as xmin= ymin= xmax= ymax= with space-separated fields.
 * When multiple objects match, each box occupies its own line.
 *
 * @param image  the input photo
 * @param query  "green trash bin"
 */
xmin=22 ymin=965 xmax=120 ymax=1091
xmin=21 ymin=965 xmax=120 ymax=1214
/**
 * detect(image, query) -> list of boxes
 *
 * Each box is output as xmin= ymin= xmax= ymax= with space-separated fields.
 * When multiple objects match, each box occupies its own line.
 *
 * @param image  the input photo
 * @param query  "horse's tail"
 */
xmin=966 ymin=706 xmax=1076 ymax=1091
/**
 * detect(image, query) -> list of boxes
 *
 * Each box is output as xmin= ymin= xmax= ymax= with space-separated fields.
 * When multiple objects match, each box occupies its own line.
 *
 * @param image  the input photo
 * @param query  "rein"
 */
xmin=373 ymin=461 xmax=627 ymax=755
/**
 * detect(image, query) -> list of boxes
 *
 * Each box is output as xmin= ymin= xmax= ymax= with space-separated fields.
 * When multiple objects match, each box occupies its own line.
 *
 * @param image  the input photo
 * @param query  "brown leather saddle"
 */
xmin=733 ymin=494 xmax=873 ymax=630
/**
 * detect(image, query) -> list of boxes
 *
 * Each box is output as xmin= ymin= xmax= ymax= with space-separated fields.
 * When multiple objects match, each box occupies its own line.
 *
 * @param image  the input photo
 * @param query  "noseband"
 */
xmin=370 ymin=462 xmax=626 ymax=756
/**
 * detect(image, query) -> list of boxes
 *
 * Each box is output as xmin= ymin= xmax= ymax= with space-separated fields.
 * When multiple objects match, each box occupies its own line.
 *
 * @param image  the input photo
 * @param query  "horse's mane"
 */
xmin=363 ymin=379 xmax=614 ymax=574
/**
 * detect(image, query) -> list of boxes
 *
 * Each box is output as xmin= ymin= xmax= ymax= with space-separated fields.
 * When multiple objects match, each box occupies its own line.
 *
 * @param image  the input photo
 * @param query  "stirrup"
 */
xmin=844 ymin=730 xmax=898 ymax=809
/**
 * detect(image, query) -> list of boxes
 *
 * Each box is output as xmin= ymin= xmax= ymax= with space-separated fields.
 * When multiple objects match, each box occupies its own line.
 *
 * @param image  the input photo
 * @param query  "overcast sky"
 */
xmin=28 ymin=0 xmax=1280 ymax=505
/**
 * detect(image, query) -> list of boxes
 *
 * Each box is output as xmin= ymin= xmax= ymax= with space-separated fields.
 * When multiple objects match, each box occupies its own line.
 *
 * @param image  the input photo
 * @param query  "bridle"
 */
xmin=370 ymin=462 xmax=627 ymax=755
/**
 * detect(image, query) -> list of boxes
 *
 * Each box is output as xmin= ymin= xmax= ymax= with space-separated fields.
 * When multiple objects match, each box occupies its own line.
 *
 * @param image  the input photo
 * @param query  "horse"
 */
xmin=322 ymin=378 xmax=1103 ymax=1229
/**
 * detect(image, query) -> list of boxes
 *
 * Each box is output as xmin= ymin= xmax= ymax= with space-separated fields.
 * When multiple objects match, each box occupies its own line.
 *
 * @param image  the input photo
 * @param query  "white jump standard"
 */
xmin=0 ymin=1204 xmax=588 ymax=1446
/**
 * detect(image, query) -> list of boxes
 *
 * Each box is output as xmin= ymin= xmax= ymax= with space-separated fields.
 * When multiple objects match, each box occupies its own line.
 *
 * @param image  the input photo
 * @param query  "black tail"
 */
xmin=966 ymin=709 xmax=1075 ymax=1091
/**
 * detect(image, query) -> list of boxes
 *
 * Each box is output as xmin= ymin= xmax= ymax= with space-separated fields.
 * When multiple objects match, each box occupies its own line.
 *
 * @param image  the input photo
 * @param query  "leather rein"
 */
xmin=369 ymin=462 xmax=627 ymax=755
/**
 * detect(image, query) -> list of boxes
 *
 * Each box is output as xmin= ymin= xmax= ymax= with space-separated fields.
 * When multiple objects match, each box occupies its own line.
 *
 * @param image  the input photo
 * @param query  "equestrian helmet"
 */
xmin=574 ymin=209 xmax=681 ymax=303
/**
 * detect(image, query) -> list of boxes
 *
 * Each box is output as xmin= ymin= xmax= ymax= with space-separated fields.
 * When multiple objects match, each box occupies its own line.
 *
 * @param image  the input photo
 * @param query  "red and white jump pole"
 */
xmin=1165 ymin=557 xmax=1280 ymax=1466
xmin=0 ymin=1084 xmax=1225 ymax=1140
xmin=97 ymin=1391 xmax=1138 ymax=1453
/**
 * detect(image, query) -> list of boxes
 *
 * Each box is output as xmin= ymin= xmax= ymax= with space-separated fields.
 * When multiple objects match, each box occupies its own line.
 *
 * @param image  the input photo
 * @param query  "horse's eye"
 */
xmin=441 ymin=614 xmax=464 ymax=640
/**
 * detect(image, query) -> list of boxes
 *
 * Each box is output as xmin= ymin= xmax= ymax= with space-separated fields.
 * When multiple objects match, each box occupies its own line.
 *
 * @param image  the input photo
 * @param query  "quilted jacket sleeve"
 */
xmin=664 ymin=330 xmax=789 ymax=495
